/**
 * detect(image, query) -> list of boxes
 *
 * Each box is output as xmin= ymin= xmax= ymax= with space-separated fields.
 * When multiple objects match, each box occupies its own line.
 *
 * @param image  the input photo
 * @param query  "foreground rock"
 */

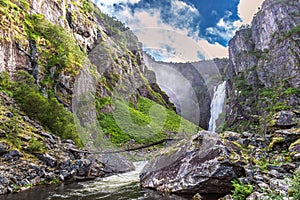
xmin=140 ymin=131 xmax=246 ymax=195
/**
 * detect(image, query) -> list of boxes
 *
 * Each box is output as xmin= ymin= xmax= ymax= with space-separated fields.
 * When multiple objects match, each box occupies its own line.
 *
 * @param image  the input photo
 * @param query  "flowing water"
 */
xmin=208 ymin=81 xmax=226 ymax=132
xmin=1 ymin=161 xmax=188 ymax=200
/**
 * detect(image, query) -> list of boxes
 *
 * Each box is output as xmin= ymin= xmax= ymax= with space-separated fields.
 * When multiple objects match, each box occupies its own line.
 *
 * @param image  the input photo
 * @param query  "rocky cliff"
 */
xmin=225 ymin=0 xmax=300 ymax=132
xmin=0 ymin=0 xmax=197 ymax=150
xmin=143 ymin=53 xmax=228 ymax=129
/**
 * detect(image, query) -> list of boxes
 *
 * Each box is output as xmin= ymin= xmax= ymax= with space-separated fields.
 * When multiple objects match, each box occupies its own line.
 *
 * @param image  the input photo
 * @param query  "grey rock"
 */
xmin=36 ymin=154 xmax=57 ymax=167
xmin=140 ymin=131 xmax=246 ymax=194
xmin=101 ymin=153 xmax=135 ymax=173
xmin=274 ymin=111 xmax=297 ymax=127
xmin=269 ymin=178 xmax=291 ymax=196
xmin=246 ymin=192 xmax=267 ymax=200
xmin=226 ymin=0 xmax=300 ymax=131
xmin=3 ymin=150 xmax=23 ymax=160
xmin=268 ymin=170 xmax=284 ymax=179
xmin=219 ymin=195 xmax=234 ymax=200
xmin=0 ymin=177 xmax=9 ymax=186
xmin=22 ymin=116 xmax=30 ymax=122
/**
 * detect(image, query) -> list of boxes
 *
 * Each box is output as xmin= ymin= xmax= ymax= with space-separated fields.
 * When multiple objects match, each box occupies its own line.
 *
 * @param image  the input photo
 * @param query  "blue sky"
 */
xmin=93 ymin=0 xmax=264 ymax=62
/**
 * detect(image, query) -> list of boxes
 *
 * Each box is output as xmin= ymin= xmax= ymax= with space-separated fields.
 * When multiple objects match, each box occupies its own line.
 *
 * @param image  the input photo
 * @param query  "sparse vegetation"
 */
xmin=232 ymin=180 xmax=253 ymax=200
xmin=0 ymin=71 xmax=83 ymax=146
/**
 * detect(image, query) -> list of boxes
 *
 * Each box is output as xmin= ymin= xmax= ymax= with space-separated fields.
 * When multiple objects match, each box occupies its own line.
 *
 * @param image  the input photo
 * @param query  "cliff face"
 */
xmin=226 ymin=0 xmax=300 ymax=131
xmin=0 ymin=0 xmax=196 ymax=150
xmin=0 ymin=0 xmax=170 ymax=107
xmin=144 ymin=53 xmax=228 ymax=129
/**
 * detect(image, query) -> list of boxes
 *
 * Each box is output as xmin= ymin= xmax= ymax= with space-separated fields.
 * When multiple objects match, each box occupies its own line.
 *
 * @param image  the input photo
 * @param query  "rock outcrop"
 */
xmin=226 ymin=0 xmax=300 ymax=132
xmin=141 ymin=123 xmax=300 ymax=198
xmin=140 ymin=131 xmax=246 ymax=195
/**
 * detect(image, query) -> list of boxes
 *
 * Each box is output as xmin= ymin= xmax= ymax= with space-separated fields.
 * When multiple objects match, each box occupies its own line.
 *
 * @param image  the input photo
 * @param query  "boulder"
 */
xmin=101 ymin=153 xmax=135 ymax=173
xmin=273 ymin=111 xmax=298 ymax=128
xmin=140 ymin=131 xmax=246 ymax=195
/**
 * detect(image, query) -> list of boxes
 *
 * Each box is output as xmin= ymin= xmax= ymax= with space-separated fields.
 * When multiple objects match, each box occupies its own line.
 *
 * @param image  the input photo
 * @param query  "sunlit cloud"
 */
xmin=238 ymin=0 xmax=264 ymax=25
xmin=93 ymin=0 xmax=261 ymax=62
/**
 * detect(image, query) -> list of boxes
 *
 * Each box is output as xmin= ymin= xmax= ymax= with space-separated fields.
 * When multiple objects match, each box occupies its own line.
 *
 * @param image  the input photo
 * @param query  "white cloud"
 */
xmin=205 ymin=11 xmax=240 ymax=42
xmin=237 ymin=0 xmax=264 ymax=25
xmin=94 ymin=0 xmax=228 ymax=61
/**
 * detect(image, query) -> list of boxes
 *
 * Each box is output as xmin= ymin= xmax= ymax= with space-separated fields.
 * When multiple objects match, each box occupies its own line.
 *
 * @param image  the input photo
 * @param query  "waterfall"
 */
xmin=208 ymin=81 xmax=226 ymax=132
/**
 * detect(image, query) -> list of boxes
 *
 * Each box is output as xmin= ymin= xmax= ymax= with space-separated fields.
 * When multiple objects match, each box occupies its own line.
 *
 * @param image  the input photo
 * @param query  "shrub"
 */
xmin=28 ymin=138 xmax=45 ymax=153
xmin=232 ymin=180 xmax=253 ymax=200
xmin=0 ymin=71 xmax=82 ymax=146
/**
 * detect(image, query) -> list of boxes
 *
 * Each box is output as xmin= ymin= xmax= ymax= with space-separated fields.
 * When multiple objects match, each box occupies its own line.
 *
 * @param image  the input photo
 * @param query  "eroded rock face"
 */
xmin=226 ymin=0 xmax=300 ymax=131
xmin=140 ymin=131 xmax=246 ymax=195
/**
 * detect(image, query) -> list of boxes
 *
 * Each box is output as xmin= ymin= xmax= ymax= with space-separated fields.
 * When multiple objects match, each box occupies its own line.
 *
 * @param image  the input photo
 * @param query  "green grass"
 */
xmin=98 ymin=97 xmax=198 ymax=145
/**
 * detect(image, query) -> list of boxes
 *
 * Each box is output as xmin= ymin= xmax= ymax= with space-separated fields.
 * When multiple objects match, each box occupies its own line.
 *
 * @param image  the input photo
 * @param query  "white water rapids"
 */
xmin=208 ymin=81 xmax=226 ymax=132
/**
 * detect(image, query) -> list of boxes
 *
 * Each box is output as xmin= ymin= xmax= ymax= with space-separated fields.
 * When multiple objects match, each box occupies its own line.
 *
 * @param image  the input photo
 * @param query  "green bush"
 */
xmin=28 ymin=138 xmax=45 ymax=153
xmin=232 ymin=180 xmax=253 ymax=200
xmin=0 ymin=71 xmax=82 ymax=146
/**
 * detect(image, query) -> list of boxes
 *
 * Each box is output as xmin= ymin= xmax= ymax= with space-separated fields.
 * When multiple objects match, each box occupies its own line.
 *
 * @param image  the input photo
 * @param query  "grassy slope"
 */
xmin=98 ymin=97 xmax=199 ymax=145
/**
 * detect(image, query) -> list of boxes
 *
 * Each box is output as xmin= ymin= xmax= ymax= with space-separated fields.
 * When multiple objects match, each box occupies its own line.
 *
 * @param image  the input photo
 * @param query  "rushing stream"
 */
xmin=1 ymin=161 xmax=188 ymax=200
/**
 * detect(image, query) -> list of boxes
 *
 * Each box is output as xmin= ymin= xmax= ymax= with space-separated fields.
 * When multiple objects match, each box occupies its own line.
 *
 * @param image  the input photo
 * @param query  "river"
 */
xmin=1 ymin=161 xmax=189 ymax=200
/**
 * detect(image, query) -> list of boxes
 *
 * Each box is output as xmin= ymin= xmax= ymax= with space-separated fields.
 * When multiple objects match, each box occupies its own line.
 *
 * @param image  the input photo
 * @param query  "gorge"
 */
xmin=0 ymin=0 xmax=300 ymax=199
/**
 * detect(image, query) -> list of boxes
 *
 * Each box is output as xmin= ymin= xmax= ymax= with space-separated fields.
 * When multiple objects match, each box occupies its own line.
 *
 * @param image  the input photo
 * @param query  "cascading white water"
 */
xmin=208 ymin=81 xmax=226 ymax=132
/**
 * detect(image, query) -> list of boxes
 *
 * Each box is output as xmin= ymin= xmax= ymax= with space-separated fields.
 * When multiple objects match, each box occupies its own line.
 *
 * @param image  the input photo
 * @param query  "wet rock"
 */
xmin=140 ymin=131 xmax=246 ymax=194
